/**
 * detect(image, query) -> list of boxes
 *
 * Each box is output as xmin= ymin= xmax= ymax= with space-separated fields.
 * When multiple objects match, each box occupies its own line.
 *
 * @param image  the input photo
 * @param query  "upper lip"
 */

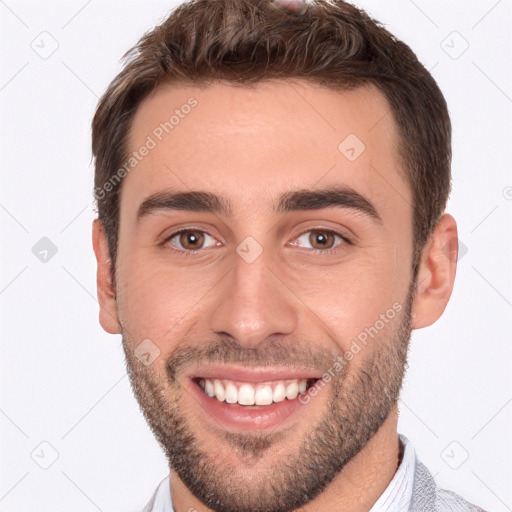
xmin=188 ymin=364 xmax=322 ymax=383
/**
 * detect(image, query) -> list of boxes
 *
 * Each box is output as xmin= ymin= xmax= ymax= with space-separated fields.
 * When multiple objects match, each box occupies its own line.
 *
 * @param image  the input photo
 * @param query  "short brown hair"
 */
xmin=92 ymin=0 xmax=451 ymax=285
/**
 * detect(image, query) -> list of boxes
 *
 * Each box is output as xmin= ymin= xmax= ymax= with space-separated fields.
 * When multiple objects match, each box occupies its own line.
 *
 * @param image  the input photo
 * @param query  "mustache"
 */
xmin=165 ymin=336 xmax=341 ymax=383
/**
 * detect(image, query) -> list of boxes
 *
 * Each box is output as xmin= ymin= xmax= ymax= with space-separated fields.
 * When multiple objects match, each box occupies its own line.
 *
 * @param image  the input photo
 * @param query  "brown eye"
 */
xmin=178 ymin=230 xmax=204 ymax=250
xmin=308 ymin=230 xmax=336 ymax=249
xmin=291 ymin=229 xmax=347 ymax=252
xmin=166 ymin=229 xmax=219 ymax=252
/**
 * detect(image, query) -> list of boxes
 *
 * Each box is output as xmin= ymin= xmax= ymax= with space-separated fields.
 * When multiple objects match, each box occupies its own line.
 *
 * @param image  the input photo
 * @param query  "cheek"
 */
xmin=115 ymin=253 xmax=218 ymax=341
xmin=293 ymin=248 xmax=408 ymax=351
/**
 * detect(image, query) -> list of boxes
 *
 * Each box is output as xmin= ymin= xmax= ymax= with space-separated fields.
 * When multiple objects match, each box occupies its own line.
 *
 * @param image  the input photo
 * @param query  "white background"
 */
xmin=0 ymin=0 xmax=511 ymax=511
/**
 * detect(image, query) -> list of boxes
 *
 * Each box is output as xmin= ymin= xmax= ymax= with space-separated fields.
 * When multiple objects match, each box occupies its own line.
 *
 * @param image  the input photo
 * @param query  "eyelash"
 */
xmin=161 ymin=227 xmax=351 ymax=256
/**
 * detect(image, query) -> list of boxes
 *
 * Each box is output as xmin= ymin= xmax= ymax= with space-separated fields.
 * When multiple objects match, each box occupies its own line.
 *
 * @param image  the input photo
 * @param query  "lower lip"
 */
xmin=187 ymin=378 xmax=317 ymax=431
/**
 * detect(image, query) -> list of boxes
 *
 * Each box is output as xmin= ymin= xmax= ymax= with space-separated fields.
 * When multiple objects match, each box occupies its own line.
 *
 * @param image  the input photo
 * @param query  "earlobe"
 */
xmin=411 ymin=213 xmax=459 ymax=329
xmin=92 ymin=219 xmax=122 ymax=334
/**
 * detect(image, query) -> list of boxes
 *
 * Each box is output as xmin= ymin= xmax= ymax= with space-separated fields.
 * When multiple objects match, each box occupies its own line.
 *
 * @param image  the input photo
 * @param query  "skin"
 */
xmin=92 ymin=80 xmax=458 ymax=512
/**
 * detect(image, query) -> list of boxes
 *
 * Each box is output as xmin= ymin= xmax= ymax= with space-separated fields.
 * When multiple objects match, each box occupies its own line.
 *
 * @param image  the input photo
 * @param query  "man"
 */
xmin=91 ymin=0 xmax=487 ymax=510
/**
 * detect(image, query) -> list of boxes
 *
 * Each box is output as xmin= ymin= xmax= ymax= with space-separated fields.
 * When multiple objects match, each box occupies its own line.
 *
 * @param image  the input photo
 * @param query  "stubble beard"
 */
xmin=122 ymin=285 xmax=414 ymax=512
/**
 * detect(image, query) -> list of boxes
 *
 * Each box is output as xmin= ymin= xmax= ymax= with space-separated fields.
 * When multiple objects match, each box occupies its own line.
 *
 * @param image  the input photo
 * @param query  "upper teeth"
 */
xmin=199 ymin=378 xmax=309 ymax=406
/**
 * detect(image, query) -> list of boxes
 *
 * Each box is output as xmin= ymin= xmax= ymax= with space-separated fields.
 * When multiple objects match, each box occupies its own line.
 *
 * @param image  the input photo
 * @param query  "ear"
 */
xmin=411 ymin=213 xmax=458 ymax=329
xmin=92 ymin=219 xmax=121 ymax=334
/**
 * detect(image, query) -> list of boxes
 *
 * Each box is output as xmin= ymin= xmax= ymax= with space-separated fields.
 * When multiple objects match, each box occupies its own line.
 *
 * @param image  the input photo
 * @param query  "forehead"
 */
xmin=121 ymin=79 xmax=410 ymax=221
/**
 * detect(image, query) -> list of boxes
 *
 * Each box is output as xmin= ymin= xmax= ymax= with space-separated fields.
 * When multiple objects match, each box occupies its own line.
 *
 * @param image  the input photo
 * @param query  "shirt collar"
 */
xmin=369 ymin=433 xmax=417 ymax=512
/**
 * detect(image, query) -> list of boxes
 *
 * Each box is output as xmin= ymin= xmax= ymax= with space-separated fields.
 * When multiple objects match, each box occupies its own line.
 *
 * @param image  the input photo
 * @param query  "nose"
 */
xmin=207 ymin=250 xmax=298 ymax=349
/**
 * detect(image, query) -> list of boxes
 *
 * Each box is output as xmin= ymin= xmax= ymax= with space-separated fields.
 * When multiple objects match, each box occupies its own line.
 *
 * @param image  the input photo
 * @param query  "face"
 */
xmin=113 ymin=81 xmax=416 ymax=512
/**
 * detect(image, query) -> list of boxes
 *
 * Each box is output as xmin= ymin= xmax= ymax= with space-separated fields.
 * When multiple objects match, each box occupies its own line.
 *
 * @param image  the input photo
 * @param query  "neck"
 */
xmin=169 ymin=405 xmax=401 ymax=512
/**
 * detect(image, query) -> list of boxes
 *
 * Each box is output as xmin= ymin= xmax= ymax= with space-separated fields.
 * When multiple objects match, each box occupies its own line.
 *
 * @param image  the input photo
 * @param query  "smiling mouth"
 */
xmin=193 ymin=377 xmax=318 ymax=407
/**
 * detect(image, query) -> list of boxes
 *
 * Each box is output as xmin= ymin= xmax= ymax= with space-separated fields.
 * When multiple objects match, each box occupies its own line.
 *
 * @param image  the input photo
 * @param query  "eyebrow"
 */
xmin=136 ymin=186 xmax=382 ymax=224
xmin=276 ymin=187 xmax=381 ymax=223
